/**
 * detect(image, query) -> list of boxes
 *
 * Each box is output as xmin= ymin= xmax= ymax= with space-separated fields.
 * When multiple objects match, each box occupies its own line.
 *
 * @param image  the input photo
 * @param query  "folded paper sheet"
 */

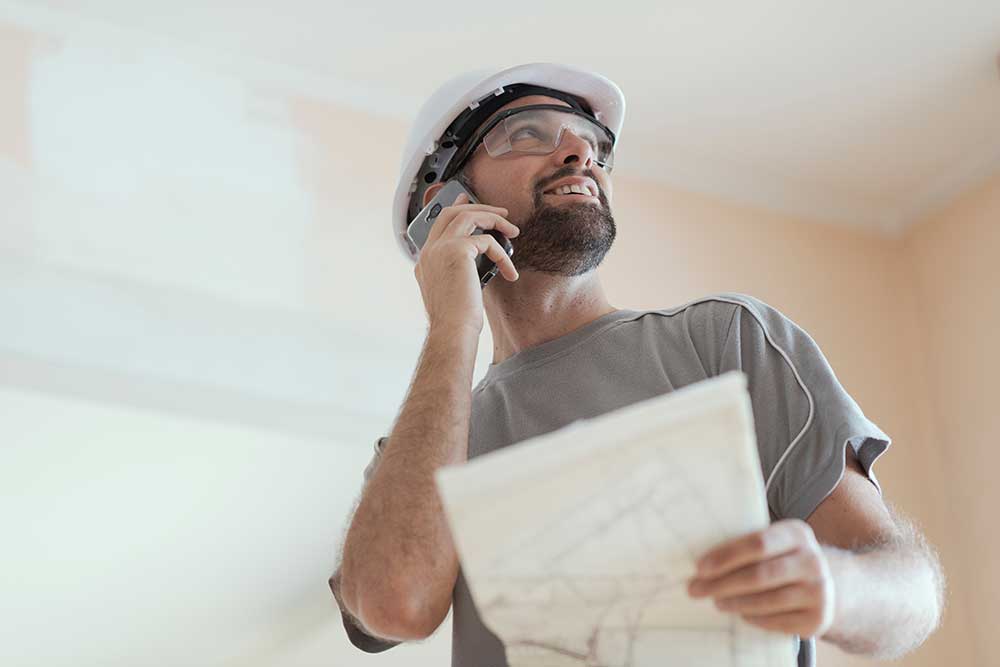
xmin=436 ymin=371 xmax=797 ymax=667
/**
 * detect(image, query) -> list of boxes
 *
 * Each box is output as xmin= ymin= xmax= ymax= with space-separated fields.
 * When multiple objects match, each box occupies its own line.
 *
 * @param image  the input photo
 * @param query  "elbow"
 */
xmin=842 ymin=613 xmax=941 ymax=661
xmin=341 ymin=570 xmax=447 ymax=640
xmin=830 ymin=568 xmax=945 ymax=660
xmin=888 ymin=543 xmax=947 ymax=658
xmin=897 ymin=577 xmax=945 ymax=658
xmin=360 ymin=595 xmax=443 ymax=641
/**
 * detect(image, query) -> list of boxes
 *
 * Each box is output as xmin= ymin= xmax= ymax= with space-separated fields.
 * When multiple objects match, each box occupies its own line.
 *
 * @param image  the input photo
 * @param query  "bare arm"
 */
xmin=339 ymin=328 xmax=479 ymax=641
xmin=337 ymin=192 xmax=520 ymax=642
xmin=811 ymin=455 xmax=944 ymax=658
xmin=689 ymin=451 xmax=943 ymax=659
xmin=329 ymin=567 xmax=401 ymax=652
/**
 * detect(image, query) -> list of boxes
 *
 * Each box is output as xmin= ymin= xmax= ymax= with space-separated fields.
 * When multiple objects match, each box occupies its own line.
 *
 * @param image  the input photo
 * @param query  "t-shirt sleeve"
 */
xmin=332 ymin=436 xmax=402 ymax=653
xmin=715 ymin=293 xmax=891 ymax=520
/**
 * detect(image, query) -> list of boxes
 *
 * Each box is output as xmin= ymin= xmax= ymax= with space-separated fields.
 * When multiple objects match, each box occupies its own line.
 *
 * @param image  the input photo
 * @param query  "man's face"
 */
xmin=445 ymin=94 xmax=617 ymax=277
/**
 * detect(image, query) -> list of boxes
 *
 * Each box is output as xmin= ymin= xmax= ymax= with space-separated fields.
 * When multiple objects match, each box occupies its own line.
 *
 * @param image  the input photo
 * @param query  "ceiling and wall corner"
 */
xmin=1 ymin=0 xmax=999 ymax=236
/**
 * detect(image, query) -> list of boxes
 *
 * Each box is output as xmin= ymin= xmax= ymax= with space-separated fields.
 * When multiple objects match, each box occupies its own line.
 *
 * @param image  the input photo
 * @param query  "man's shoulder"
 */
xmin=634 ymin=292 xmax=770 ymax=327
xmin=677 ymin=291 xmax=772 ymax=313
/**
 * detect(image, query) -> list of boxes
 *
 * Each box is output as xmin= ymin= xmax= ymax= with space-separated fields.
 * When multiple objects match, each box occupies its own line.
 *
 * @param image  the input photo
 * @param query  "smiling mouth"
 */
xmin=542 ymin=181 xmax=599 ymax=197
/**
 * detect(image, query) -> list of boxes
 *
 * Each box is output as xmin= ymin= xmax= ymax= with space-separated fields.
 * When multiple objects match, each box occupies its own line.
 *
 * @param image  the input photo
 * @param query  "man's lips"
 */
xmin=543 ymin=192 xmax=600 ymax=202
xmin=543 ymin=176 xmax=599 ymax=196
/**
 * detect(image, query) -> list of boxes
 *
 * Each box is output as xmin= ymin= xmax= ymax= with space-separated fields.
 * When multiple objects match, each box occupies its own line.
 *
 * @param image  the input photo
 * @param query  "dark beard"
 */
xmin=510 ymin=186 xmax=617 ymax=276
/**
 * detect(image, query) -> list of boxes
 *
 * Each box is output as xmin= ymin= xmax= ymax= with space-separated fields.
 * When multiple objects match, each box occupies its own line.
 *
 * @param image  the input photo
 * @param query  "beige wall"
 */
xmin=2 ymin=18 xmax=995 ymax=663
xmin=597 ymin=167 xmax=1000 ymax=666
xmin=597 ymin=170 xmax=983 ymax=667
xmin=901 ymin=172 xmax=1000 ymax=666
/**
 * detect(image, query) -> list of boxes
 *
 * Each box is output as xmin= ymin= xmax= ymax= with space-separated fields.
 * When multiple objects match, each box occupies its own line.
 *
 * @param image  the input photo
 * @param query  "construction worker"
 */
xmin=330 ymin=63 xmax=942 ymax=667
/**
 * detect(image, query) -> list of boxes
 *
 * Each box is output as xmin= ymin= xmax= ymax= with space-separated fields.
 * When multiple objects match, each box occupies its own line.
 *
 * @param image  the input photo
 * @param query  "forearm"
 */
xmin=340 ymin=326 xmax=478 ymax=638
xmin=822 ymin=535 xmax=944 ymax=658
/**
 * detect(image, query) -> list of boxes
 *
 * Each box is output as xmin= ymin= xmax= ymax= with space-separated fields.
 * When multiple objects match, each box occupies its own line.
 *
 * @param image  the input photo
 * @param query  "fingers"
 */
xmin=689 ymin=548 xmax=821 ymax=600
xmin=687 ymin=521 xmax=834 ymax=638
xmin=425 ymin=194 xmax=516 ymax=246
xmin=695 ymin=520 xmax=813 ymax=579
xmin=416 ymin=192 xmax=519 ymax=284
xmin=713 ymin=581 xmax=819 ymax=615
xmin=442 ymin=212 xmax=520 ymax=243
xmin=467 ymin=234 xmax=519 ymax=282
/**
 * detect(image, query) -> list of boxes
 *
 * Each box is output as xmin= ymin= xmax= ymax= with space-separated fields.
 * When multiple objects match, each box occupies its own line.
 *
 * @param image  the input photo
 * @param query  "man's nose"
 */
xmin=551 ymin=128 xmax=595 ymax=168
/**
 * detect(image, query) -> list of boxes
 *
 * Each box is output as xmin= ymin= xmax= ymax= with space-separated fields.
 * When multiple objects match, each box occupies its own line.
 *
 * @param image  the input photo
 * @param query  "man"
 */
xmin=330 ymin=63 xmax=943 ymax=666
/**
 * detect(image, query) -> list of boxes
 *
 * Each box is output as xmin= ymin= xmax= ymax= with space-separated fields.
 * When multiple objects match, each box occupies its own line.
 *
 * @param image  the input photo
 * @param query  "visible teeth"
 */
xmin=551 ymin=184 xmax=593 ymax=196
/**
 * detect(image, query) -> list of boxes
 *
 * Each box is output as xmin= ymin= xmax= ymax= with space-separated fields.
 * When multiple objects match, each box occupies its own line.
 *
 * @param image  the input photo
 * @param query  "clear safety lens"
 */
xmin=481 ymin=108 xmax=615 ymax=171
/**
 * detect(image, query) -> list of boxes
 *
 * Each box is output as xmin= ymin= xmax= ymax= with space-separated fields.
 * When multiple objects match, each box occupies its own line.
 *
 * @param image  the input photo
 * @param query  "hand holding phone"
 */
xmin=407 ymin=180 xmax=515 ymax=288
xmin=407 ymin=181 xmax=520 ymax=334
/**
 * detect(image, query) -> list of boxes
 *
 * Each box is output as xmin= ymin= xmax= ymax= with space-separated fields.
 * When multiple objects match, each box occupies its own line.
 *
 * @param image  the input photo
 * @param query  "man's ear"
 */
xmin=422 ymin=182 xmax=445 ymax=207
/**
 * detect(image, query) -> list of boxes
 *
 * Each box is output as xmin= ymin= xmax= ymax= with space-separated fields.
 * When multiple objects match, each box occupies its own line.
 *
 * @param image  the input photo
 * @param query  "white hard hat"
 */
xmin=391 ymin=62 xmax=626 ymax=261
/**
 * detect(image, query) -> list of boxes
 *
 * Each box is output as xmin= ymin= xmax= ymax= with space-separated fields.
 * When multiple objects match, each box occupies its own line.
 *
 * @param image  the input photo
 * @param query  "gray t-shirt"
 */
xmin=337 ymin=293 xmax=891 ymax=667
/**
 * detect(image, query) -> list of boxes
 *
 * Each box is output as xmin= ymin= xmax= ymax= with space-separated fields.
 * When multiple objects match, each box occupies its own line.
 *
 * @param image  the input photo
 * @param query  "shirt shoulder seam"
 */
xmin=475 ymin=294 xmax=752 ymax=393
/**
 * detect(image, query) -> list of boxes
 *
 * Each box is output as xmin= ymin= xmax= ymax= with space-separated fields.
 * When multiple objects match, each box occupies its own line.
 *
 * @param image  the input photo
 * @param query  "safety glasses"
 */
xmin=450 ymin=104 xmax=616 ymax=174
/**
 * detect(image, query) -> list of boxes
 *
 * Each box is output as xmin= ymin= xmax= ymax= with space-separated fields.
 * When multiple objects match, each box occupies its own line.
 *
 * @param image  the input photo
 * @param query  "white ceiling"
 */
xmin=6 ymin=0 xmax=1000 ymax=235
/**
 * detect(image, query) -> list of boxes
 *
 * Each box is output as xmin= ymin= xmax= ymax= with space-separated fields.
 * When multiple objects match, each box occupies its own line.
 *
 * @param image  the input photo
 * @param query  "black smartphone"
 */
xmin=406 ymin=179 xmax=514 ymax=288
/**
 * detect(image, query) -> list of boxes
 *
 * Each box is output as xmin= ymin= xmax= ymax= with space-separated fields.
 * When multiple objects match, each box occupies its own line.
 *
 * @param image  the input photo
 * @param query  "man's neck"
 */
xmin=483 ymin=270 xmax=617 ymax=365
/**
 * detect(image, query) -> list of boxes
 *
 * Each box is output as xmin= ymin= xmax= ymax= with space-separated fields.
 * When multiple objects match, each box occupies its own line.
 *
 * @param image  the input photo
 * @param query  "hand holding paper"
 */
xmin=689 ymin=519 xmax=836 ymax=638
xmin=435 ymin=372 xmax=799 ymax=666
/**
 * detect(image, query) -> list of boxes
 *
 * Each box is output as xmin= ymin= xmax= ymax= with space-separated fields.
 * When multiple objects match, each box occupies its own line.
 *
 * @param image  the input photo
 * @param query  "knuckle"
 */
xmin=783 ymin=585 xmax=804 ymax=604
xmin=478 ymin=213 xmax=499 ymax=231
xmin=471 ymin=216 xmax=493 ymax=235
xmin=438 ymin=241 xmax=466 ymax=262
xmin=802 ymin=553 xmax=823 ymax=578
xmin=763 ymin=558 xmax=786 ymax=581
xmin=810 ymin=578 xmax=829 ymax=599
xmin=748 ymin=533 xmax=768 ymax=555
xmin=771 ymin=588 xmax=792 ymax=607
xmin=747 ymin=564 xmax=766 ymax=586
